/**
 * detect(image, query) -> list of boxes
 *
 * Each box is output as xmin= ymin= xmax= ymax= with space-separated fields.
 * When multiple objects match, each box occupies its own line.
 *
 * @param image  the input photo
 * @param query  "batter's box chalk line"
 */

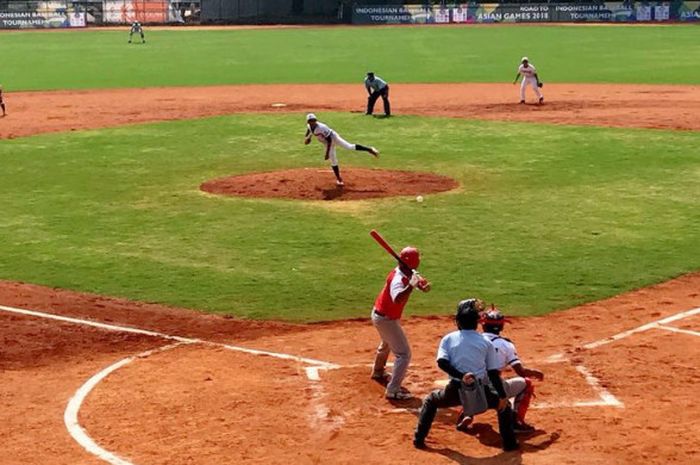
xmin=2 ymin=304 xmax=699 ymax=464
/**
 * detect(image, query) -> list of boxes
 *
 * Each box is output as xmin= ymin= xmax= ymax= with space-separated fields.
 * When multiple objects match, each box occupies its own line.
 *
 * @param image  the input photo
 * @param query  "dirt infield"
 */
xmin=2 ymin=82 xmax=700 ymax=140
xmin=1 ymin=274 xmax=699 ymax=465
xmin=200 ymin=168 xmax=459 ymax=201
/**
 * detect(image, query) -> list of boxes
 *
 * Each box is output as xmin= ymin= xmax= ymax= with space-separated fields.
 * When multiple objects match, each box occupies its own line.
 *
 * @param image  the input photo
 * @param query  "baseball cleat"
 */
xmin=519 ymin=100 xmax=525 ymax=104
xmin=513 ymin=421 xmax=536 ymax=433
xmin=539 ymin=97 xmax=544 ymax=104
xmin=413 ymin=438 xmax=426 ymax=450
xmin=385 ymin=388 xmax=412 ymax=400
xmin=336 ymin=180 xmax=344 ymax=187
xmin=456 ymin=415 xmax=473 ymax=432
xmin=369 ymin=147 xmax=380 ymax=157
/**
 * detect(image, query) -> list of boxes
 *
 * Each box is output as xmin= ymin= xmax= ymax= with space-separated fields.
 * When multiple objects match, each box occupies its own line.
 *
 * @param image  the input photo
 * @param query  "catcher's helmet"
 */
xmin=481 ymin=307 xmax=509 ymax=334
xmin=456 ymin=298 xmax=484 ymax=330
xmin=399 ymin=246 xmax=420 ymax=270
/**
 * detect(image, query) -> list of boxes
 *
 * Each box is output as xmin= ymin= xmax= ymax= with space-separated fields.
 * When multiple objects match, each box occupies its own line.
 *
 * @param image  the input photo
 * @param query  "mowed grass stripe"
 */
xmin=1 ymin=25 xmax=699 ymax=90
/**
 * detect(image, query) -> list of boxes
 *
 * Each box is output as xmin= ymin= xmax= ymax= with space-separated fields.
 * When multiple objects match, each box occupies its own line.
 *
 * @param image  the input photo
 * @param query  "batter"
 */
xmin=304 ymin=113 xmax=379 ymax=187
xmin=513 ymin=57 xmax=543 ymax=104
xmin=371 ymin=246 xmax=430 ymax=400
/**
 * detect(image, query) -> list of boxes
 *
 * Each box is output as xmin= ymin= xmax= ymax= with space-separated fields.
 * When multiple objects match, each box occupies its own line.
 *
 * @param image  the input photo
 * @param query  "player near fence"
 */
xmin=364 ymin=72 xmax=391 ymax=117
xmin=128 ymin=21 xmax=145 ymax=44
xmin=457 ymin=306 xmax=544 ymax=433
xmin=413 ymin=298 xmax=518 ymax=451
xmin=303 ymin=113 xmax=379 ymax=187
xmin=513 ymin=57 xmax=543 ymax=104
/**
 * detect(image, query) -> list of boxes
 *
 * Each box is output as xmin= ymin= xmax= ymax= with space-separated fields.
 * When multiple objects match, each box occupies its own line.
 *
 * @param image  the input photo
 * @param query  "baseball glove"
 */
xmin=537 ymin=82 xmax=544 ymax=88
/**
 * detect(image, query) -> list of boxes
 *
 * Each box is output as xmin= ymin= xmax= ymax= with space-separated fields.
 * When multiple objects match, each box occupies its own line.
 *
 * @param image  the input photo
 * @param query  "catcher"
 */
xmin=457 ymin=306 xmax=544 ymax=433
xmin=513 ymin=57 xmax=543 ymax=104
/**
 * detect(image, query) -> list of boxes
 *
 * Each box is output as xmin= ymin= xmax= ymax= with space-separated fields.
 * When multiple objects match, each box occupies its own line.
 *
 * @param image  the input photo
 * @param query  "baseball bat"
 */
xmin=369 ymin=229 xmax=411 ymax=269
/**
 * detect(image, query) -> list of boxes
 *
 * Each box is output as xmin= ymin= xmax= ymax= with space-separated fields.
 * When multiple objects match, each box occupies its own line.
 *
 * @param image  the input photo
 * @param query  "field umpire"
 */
xmin=364 ymin=72 xmax=391 ymax=117
xmin=413 ymin=298 xmax=518 ymax=451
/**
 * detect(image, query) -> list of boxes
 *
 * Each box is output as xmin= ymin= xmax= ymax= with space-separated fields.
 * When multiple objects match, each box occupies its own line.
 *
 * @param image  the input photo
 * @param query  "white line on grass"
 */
xmin=64 ymin=343 xmax=187 ymax=465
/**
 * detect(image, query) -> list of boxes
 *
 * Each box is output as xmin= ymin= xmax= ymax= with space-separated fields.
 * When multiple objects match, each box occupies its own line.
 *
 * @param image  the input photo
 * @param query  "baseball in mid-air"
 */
xmin=416 ymin=195 xmax=424 ymax=203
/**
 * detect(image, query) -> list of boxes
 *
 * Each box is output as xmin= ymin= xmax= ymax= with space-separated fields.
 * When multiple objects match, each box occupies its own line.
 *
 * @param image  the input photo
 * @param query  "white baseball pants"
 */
xmin=327 ymin=131 xmax=356 ymax=167
xmin=520 ymin=76 xmax=542 ymax=102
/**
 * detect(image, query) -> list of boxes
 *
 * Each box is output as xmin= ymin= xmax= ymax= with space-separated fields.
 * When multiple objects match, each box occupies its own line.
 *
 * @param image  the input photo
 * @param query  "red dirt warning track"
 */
xmin=1 ymin=274 xmax=699 ymax=465
xmin=2 ymin=82 xmax=700 ymax=140
xmin=200 ymin=168 xmax=459 ymax=201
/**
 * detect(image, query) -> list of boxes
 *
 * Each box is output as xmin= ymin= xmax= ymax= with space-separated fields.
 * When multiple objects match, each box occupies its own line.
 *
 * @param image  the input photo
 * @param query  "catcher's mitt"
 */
xmin=537 ymin=82 xmax=544 ymax=88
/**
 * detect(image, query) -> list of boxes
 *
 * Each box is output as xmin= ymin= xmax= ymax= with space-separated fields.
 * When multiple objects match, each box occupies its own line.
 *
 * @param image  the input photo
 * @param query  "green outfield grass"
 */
xmin=0 ymin=113 xmax=697 ymax=321
xmin=2 ymin=25 xmax=699 ymax=90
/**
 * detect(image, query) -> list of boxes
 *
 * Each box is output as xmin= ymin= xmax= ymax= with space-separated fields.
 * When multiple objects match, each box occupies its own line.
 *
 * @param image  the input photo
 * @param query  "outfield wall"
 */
xmin=0 ymin=0 xmax=198 ymax=28
xmin=352 ymin=2 xmax=700 ymax=24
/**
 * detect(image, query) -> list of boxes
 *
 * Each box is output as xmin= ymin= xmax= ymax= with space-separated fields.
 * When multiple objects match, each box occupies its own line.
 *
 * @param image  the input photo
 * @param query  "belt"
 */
xmin=373 ymin=309 xmax=387 ymax=318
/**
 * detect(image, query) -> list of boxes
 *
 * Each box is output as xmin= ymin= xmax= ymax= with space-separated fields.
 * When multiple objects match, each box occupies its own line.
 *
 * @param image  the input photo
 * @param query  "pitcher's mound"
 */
xmin=201 ymin=168 xmax=459 ymax=201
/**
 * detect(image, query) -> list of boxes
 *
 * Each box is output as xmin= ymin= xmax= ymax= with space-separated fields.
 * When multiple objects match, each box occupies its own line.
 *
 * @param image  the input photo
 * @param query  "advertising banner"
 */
xmin=0 ymin=6 xmax=87 ymax=29
xmin=352 ymin=2 xmax=700 ymax=24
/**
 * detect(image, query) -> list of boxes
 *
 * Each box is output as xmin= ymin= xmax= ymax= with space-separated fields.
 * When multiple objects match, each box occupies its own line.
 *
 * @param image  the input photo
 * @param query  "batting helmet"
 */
xmin=456 ymin=298 xmax=484 ymax=330
xmin=481 ymin=306 xmax=509 ymax=334
xmin=399 ymin=246 xmax=420 ymax=270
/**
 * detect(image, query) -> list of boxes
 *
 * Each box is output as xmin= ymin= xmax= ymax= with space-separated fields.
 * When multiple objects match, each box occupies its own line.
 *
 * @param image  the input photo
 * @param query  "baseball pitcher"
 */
xmin=303 ymin=113 xmax=379 ymax=187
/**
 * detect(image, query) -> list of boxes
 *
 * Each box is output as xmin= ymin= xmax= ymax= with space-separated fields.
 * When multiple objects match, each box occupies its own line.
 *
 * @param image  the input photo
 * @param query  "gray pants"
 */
xmin=371 ymin=310 xmax=411 ymax=394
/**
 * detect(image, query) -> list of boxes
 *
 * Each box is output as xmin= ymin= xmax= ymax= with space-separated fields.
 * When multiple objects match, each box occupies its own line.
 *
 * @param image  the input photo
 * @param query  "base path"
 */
xmin=2 ymin=83 xmax=700 ymax=140
xmin=1 ymin=273 xmax=699 ymax=465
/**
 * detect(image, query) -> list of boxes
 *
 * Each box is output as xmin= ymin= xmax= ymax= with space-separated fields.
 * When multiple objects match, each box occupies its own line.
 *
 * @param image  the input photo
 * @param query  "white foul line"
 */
xmin=64 ymin=343 xmax=186 ymax=465
xmin=655 ymin=324 xmax=700 ymax=338
xmin=0 ymin=303 xmax=339 ymax=465
xmin=0 ymin=304 xmax=337 ymax=368
xmin=582 ymin=307 xmax=700 ymax=350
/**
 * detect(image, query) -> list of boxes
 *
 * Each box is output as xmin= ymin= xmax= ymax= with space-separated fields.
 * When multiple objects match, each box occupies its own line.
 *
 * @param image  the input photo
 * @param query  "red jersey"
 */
xmin=373 ymin=267 xmax=414 ymax=320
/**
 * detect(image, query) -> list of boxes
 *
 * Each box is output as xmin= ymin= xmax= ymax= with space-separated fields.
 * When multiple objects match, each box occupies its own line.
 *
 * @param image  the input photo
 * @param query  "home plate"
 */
xmin=271 ymin=103 xmax=287 ymax=108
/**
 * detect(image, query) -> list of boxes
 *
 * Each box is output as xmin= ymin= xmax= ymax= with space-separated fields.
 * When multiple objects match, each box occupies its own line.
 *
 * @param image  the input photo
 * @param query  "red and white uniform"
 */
xmin=373 ymin=267 xmax=413 ymax=320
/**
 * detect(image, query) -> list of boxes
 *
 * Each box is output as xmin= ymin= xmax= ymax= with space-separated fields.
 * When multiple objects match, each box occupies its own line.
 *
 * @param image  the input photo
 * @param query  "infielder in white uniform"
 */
xmin=513 ymin=57 xmax=543 ymax=104
xmin=304 ymin=113 xmax=379 ymax=187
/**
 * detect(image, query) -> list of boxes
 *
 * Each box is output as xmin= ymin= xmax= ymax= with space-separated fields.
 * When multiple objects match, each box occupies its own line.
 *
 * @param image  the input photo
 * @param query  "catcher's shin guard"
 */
xmin=516 ymin=378 xmax=535 ymax=423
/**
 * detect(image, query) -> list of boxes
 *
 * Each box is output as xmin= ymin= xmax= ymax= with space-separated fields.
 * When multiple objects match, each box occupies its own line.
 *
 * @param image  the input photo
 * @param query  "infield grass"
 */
xmin=2 ymin=25 xmax=700 ymax=90
xmin=0 ymin=114 xmax=698 ymax=321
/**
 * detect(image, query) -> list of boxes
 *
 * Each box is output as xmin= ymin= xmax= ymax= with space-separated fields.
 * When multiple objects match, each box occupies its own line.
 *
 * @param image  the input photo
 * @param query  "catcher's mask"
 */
xmin=481 ymin=306 xmax=510 ymax=334
xmin=456 ymin=298 xmax=484 ymax=330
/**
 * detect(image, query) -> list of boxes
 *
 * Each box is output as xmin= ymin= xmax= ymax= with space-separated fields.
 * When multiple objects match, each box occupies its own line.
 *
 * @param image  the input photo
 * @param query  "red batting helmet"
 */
xmin=399 ymin=246 xmax=420 ymax=269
